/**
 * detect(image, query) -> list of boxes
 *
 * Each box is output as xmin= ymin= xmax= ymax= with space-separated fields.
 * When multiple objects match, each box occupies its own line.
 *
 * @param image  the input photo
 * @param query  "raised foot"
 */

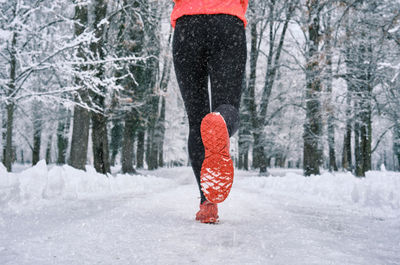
xmin=200 ymin=112 xmax=234 ymax=204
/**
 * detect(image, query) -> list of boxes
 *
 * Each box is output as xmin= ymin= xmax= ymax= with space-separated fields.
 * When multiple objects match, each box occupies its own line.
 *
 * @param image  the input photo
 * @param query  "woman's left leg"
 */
xmin=197 ymin=15 xmax=247 ymax=204
xmin=207 ymin=15 xmax=247 ymax=136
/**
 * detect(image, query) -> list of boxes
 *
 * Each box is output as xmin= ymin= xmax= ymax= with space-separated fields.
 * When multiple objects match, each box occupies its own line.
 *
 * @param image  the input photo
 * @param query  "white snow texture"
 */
xmin=0 ymin=161 xmax=399 ymax=264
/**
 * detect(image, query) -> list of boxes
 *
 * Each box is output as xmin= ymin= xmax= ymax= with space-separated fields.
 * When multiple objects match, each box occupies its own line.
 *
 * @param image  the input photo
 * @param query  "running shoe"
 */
xmin=195 ymin=201 xmax=219 ymax=223
xmin=200 ymin=112 xmax=234 ymax=204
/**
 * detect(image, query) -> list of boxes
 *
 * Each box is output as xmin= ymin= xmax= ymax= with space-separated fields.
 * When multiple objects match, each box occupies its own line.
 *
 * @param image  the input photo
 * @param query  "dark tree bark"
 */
xmin=136 ymin=128 xmax=145 ymax=169
xmin=324 ymin=11 xmax=338 ymax=172
xmin=20 ymin=150 xmax=24 ymax=164
xmin=1 ymin=107 xmax=6 ymax=165
xmin=32 ymin=102 xmax=42 ymax=166
xmin=69 ymin=2 xmax=90 ymax=170
xmin=89 ymin=0 xmax=110 ymax=174
xmin=110 ymin=120 xmax=123 ymax=166
xmin=4 ymin=103 xmax=14 ymax=172
xmin=146 ymin=91 xmax=159 ymax=170
xmin=354 ymin=116 xmax=363 ymax=176
xmin=241 ymin=19 xmax=259 ymax=170
xmin=121 ymin=117 xmax=138 ymax=174
xmin=4 ymin=31 xmax=17 ymax=172
xmin=394 ymin=123 xmax=400 ymax=171
xmin=32 ymin=122 xmax=41 ymax=165
xmin=92 ymin=113 xmax=111 ymax=174
xmin=342 ymin=87 xmax=352 ymax=171
xmin=343 ymin=18 xmax=354 ymax=171
xmin=303 ymin=0 xmax=323 ymax=176
xmin=45 ymin=135 xmax=52 ymax=164
xmin=69 ymin=105 xmax=90 ymax=170
xmin=157 ymin=96 xmax=167 ymax=168
xmin=145 ymin=126 xmax=153 ymax=169
xmin=144 ymin=72 xmax=160 ymax=171
xmin=57 ymin=109 xmax=70 ymax=165
xmin=238 ymin=54 xmax=250 ymax=170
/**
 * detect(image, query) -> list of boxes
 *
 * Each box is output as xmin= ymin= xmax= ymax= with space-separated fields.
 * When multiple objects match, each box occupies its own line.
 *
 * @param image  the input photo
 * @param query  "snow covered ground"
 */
xmin=1 ymin=161 xmax=399 ymax=265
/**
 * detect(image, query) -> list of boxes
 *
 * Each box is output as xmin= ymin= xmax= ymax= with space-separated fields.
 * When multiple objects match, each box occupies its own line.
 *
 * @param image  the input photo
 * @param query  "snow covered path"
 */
xmin=1 ymin=166 xmax=399 ymax=265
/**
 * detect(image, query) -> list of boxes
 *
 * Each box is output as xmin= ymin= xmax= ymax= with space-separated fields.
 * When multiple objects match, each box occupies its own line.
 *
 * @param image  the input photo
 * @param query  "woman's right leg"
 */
xmin=172 ymin=16 xmax=209 ymax=203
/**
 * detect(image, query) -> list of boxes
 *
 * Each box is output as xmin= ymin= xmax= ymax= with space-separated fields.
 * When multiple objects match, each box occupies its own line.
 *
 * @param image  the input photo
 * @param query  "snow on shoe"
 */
xmin=195 ymin=201 xmax=219 ymax=223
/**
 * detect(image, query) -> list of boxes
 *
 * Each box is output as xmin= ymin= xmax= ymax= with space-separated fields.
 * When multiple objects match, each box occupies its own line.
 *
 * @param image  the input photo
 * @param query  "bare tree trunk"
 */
xmin=136 ymin=128 xmax=145 ymax=168
xmin=68 ymin=2 xmax=89 ymax=170
xmin=32 ymin=122 xmax=41 ymax=165
xmin=245 ymin=21 xmax=259 ymax=169
xmin=4 ymin=32 xmax=17 ymax=172
xmin=1 ymin=107 xmax=6 ymax=164
xmin=354 ymin=41 xmax=373 ymax=177
xmin=4 ymin=103 xmax=14 ymax=172
xmin=121 ymin=117 xmax=137 ymax=174
xmin=69 ymin=105 xmax=90 ymax=170
xmin=89 ymin=0 xmax=110 ymax=174
xmin=92 ymin=113 xmax=110 ymax=174
xmin=110 ymin=120 xmax=123 ymax=166
xmin=45 ymin=135 xmax=52 ymax=164
xmin=359 ymin=91 xmax=372 ymax=174
xmin=303 ymin=0 xmax=323 ymax=176
xmin=367 ymin=110 xmax=372 ymax=171
xmin=147 ymin=109 xmax=159 ymax=170
xmin=360 ymin=123 xmax=368 ymax=173
xmin=253 ymin=132 xmax=267 ymax=174
xmin=354 ymin=117 xmax=363 ymax=176
xmin=238 ymin=76 xmax=250 ymax=170
xmin=342 ymin=88 xmax=352 ymax=171
xmin=394 ymin=122 xmax=400 ymax=171
xmin=32 ymin=102 xmax=42 ymax=165
xmin=56 ymin=109 xmax=70 ymax=165
xmin=324 ymin=11 xmax=338 ymax=171
xmin=145 ymin=127 xmax=152 ymax=169
xmin=157 ymin=96 xmax=167 ymax=168
xmin=343 ymin=19 xmax=353 ymax=171
xmin=363 ymin=65 xmax=373 ymax=172
xmin=146 ymin=89 xmax=160 ymax=170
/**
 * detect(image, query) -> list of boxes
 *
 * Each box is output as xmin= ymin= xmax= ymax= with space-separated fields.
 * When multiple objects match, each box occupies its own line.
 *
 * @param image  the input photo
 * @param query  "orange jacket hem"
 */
xmin=171 ymin=0 xmax=248 ymax=28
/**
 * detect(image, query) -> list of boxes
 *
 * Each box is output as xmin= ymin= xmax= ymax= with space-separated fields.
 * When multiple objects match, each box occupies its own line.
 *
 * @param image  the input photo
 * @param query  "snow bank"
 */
xmin=1 ymin=162 xmax=399 ymax=216
xmin=0 ymin=160 xmax=174 ymax=207
xmin=237 ymin=169 xmax=400 ymax=214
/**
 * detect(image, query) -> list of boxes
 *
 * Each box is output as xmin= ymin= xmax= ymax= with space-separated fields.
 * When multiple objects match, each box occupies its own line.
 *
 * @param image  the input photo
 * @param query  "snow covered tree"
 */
xmin=322 ymin=8 xmax=338 ymax=171
xmin=301 ymin=0 xmax=326 ymax=176
xmin=89 ymin=0 xmax=111 ymax=174
xmin=239 ymin=0 xmax=297 ymax=174
xmin=340 ymin=1 xmax=388 ymax=176
xmin=0 ymin=0 xmax=81 ymax=171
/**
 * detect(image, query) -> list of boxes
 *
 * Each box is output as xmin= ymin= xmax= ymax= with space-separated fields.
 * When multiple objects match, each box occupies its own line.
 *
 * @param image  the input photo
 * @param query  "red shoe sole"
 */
xmin=200 ymin=113 xmax=234 ymax=204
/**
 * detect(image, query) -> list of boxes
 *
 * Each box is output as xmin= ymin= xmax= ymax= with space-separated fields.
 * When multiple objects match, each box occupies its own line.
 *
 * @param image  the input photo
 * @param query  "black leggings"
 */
xmin=173 ymin=14 xmax=247 ymax=202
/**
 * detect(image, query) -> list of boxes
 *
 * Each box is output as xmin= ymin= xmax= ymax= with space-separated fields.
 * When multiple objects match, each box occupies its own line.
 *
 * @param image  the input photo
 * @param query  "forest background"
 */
xmin=1 ymin=0 xmax=399 ymax=177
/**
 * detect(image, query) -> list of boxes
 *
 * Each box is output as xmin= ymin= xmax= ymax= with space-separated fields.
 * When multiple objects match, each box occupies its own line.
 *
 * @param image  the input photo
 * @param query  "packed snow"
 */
xmin=0 ymin=161 xmax=399 ymax=264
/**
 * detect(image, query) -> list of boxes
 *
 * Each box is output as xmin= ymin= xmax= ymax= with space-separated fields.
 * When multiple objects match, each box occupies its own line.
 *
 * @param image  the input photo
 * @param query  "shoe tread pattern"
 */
xmin=200 ymin=113 xmax=234 ymax=204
